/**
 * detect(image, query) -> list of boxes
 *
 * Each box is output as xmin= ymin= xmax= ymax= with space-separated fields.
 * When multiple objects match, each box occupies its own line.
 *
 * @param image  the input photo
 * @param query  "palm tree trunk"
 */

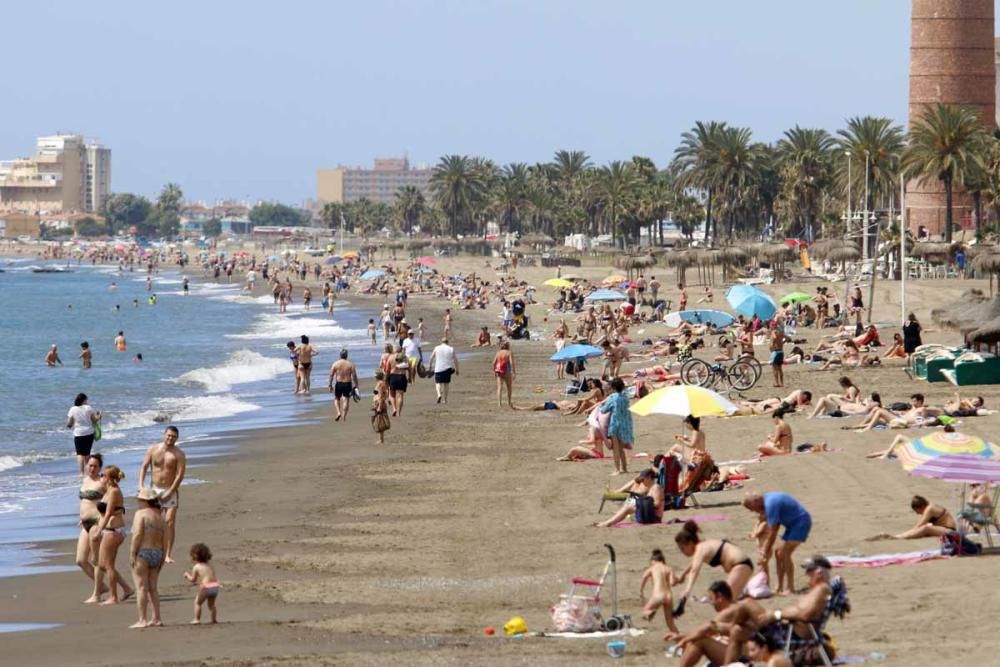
xmin=944 ymin=174 xmax=953 ymax=244
xmin=703 ymin=190 xmax=713 ymax=244
xmin=974 ymin=191 xmax=983 ymax=240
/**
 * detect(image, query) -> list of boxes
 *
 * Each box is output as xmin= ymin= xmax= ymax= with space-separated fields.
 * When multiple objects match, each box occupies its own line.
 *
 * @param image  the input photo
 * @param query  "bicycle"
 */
xmin=680 ymin=355 xmax=761 ymax=392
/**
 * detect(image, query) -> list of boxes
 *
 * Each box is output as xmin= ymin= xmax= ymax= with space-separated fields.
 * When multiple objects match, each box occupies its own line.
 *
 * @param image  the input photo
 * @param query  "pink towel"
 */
xmin=827 ymin=549 xmax=947 ymax=568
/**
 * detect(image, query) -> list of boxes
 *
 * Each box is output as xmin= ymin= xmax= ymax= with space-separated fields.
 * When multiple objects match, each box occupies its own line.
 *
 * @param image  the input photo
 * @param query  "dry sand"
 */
xmin=3 ymin=255 xmax=999 ymax=666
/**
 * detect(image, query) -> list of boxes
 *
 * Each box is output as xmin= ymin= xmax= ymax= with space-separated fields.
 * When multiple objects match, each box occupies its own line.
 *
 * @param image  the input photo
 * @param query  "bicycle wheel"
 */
xmin=681 ymin=358 xmax=713 ymax=387
xmin=737 ymin=354 xmax=763 ymax=382
xmin=727 ymin=359 xmax=758 ymax=391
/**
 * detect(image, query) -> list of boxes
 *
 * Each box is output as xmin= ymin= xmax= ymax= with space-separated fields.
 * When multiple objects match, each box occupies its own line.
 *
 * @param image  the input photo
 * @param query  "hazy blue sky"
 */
xmin=1 ymin=1 xmax=991 ymax=204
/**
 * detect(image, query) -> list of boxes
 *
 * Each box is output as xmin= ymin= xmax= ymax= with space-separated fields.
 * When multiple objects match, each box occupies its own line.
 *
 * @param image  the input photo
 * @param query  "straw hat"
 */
xmin=136 ymin=487 xmax=159 ymax=501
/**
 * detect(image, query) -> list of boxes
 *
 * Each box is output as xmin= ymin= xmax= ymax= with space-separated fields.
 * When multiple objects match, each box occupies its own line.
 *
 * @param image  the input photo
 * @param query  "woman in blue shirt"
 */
xmin=600 ymin=377 xmax=634 ymax=475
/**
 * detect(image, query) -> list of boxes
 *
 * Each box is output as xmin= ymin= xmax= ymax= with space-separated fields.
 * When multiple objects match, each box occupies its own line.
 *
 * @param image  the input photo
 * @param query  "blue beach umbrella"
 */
xmin=678 ymin=309 xmax=735 ymax=328
xmin=360 ymin=269 xmax=385 ymax=280
xmin=325 ymin=256 xmax=342 ymax=265
xmin=550 ymin=344 xmax=604 ymax=362
xmin=726 ymin=284 xmax=777 ymax=320
xmin=584 ymin=289 xmax=627 ymax=302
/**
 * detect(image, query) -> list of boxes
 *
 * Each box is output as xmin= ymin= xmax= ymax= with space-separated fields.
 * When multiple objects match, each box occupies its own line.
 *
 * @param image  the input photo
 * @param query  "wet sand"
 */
xmin=3 ymin=258 xmax=1000 ymax=666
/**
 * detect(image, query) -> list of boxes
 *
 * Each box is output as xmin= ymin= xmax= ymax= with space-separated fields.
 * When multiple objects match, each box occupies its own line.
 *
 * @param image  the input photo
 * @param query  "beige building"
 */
xmin=317 ymin=156 xmax=431 ymax=204
xmin=0 ymin=134 xmax=111 ymax=215
xmin=0 ymin=213 xmax=41 ymax=238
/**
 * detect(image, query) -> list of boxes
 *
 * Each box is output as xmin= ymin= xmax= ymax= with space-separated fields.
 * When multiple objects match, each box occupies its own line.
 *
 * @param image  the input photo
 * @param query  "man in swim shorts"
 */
xmin=768 ymin=322 xmax=786 ymax=388
xmin=743 ymin=491 xmax=811 ymax=596
xmin=139 ymin=426 xmax=186 ymax=564
xmin=328 ymin=348 xmax=359 ymax=422
xmin=428 ymin=337 xmax=459 ymax=404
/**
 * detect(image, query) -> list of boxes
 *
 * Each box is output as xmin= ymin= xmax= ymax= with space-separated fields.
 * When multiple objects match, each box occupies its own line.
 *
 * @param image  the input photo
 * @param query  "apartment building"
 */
xmin=317 ymin=156 xmax=431 ymax=205
xmin=0 ymin=134 xmax=111 ymax=214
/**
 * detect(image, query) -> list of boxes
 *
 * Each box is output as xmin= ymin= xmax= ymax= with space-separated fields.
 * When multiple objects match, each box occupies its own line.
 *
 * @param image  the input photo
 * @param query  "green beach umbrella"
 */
xmin=780 ymin=291 xmax=812 ymax=306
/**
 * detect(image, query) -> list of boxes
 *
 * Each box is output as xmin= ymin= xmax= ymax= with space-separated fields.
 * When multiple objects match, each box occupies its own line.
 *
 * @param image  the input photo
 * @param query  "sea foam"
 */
xmin=174 ymin=350 xmax=290 ymax=393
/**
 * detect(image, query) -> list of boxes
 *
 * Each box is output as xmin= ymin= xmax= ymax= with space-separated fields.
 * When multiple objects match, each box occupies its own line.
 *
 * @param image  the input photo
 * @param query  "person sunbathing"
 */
xmin=883 ymin=333 xmax=906 ymax=359
xmin=736 ymin=390 xmax=813 ymax=416
xmin=866 ymin=424 xmax=957 ymax=459
xmin=514 ymin=380 xmax=605 ymax=415
xmin=756 ymin=408 xmax=793 ymax=456
xmin=818 ymin=340 xmax=860 ymax=369
xmin=807 ymin=376 xmax=862 ymax=418
xmin=945 ymin=393 xmax=985 ymax=417
xmin=853 ymin=393 xmax=943 ymax=432
xmin=867 ymin=495 xmax=956 ymax=540
xmin=594 ymin=470 xmax=664 ymax=527
xmin=556 ymin=440 xmax=606 ymax=461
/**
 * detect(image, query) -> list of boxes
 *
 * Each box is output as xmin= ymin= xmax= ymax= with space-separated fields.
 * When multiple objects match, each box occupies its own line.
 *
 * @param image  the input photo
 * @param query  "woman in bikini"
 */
xmin=756 ymin=407 xmax=793 ymax=456
xmin=77 ymin=454 xmax=106 ymax=588
xmin=807 ymin=376 xmax=861 ymax=418
xmin=883 ymin=333 xmax=906 ymax=360
xmin=673 ymin=520 xmax=754 ymax=610
xmin=670 ymin=415 xmax=706 ymax=465
xmin=86 ymin=465 xmax=133 ymax=604
xmin=387 ymin=351 xmax=410 ymax=417
xmin=378 ymin=343 xmax=395 ymax=377
xmin=129 ymin=488 xmax=165 ymax=628
xmin=868 ymin=495 xmax=957 ymax=541
xmin=492 ymin=341 xmax=515 ymax=408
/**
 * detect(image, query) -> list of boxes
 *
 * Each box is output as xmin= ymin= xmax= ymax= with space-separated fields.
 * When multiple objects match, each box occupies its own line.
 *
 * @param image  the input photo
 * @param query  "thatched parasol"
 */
xmin=519 ymin=232 xmax=555 ymax=246
xmin=808 ymin=239 xmax=841 ymax=260
xmin=930 ymin=289 xmax=1000 ymax=329
xmin=761 ymin=244 xmax=797 ymax=262
xmin=967 ymin=316 xmax=1000 ymax=346
xmin=719 ymin=246 xmax=749 ymax=266
xmin=826 ymin=245 xmax=861 ymax=264
xmin=406 ymin=239 xmax=431 ymax=250
xmin=909 ymin=242 xmax=953 ymax=260
xmin=432 ymin=238 xmax=458 ymax=249
xmin=965 ymin=244 xmax=996 ymax=258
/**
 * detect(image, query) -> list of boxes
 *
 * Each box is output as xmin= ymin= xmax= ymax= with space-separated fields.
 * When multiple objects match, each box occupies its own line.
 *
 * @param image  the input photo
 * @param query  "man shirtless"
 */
xmin=328 ymin=349 xmax=359 ymax=422
xmin=45 ymin=344 xmax=63 ymax=366
xmin=295 ymin=335 xmax=318 ymax=394
xmin=139 ymin=426 xmax=186 ymax=564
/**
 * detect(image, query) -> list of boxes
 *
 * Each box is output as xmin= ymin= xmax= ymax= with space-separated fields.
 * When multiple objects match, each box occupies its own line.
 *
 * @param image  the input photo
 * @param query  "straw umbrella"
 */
xmin=760 ymin=243 xmax=797 ymax=283
xmin=973 ymin=252 xmax=1000 ymax=296
xmin=519 ymin=232 xmax=555 ymax=249
xmin=664 ymin=249 xmax=696 ymax=286
xmin=931 ymin=289 xmax=997 ymax=329
xmin=967 ymin=316 xmax=1000 ymax=353
xmin=718 ymin=246 xmax=749 ymax=282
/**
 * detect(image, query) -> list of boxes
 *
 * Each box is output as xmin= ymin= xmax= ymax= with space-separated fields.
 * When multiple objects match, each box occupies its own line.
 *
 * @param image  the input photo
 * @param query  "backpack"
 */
xmin=941 ymin=531 xmax=982 ymax=556
xmin=632 ymin=494 xmax=657 ymax=524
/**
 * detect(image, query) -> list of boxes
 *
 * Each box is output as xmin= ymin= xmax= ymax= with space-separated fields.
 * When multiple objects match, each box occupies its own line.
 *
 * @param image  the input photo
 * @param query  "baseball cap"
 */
xmin=801 ymin=555 xmax=832 ymax=572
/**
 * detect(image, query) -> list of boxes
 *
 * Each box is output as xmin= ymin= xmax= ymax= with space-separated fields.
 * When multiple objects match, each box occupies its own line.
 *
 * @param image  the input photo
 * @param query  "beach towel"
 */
xmin=826 ymin=549 xmax=947 ymax=568
xmin=540 ymin=628 xmax=645 ymax=639
xmin=609 ymin=513 xmax=729 ymax=528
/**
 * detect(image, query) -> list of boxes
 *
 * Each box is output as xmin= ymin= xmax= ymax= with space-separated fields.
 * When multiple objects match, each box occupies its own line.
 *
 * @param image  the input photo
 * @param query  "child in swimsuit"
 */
xmin=184 ymin=542 xmax=220 ymax=624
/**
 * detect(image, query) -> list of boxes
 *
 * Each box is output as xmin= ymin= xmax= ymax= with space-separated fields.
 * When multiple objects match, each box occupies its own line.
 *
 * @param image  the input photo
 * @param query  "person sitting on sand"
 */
xmin=639 ymin=549 xmax=679 ymax=635
xmin=945 ymin=393 xmax=985 ymax=417
xmin=807 ymin=376 xmax=862 ymax=418
xmin=867 ymin=495 xmax=956 ymax=540
xmin=664 ymin=581 xmax=760 ymax=667
xmin=472 ymin=325 xmax=492 ymax=348
xmin=594 ymin=469 xmax=664 ymax=527
xmin=853 ymin=392 xmax=942 ymax=432
xmin=883 ymin=333 xmax=906 ymax=359
xmin=673 ymin=521 xmax=754 ymax=612
xmin=714 ymin=338 xmax=735 ymax=362
xmin=184 ymin=543 xmax=220 ymax=624
xmin=670 ymin=415 xmax=706 ymax=461
xmin=756 ymin=407 xmax=793 ymax=456
xmin=817 ymin=339 xmax=861 ymax=370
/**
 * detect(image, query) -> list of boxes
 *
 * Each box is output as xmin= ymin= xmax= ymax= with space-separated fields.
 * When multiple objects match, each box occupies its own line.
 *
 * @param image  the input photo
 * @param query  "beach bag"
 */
xmin=632 ymin=494 xmax=657 ymax=524
xmin=790 ymin=632 xmax=837 ymax=666
xmin=743 ymin=570 xmax=772 ymax=599
xmin=889 ymin=402 xmax=910 ymax=412
xmin=941 ymin=531 xmax=981 ymax=556
xmin=371 ymin=410 xmax=390 ymax=434
xmin=93 ymin=421 xmax=102 ymax=442
xmin=551 ymin=596 xmax=602 ymax=633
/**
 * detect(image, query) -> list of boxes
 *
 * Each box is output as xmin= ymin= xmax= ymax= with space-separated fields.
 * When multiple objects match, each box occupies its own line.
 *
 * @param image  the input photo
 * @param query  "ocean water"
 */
xmin=0 ymin=257 xmax=378 ymax=577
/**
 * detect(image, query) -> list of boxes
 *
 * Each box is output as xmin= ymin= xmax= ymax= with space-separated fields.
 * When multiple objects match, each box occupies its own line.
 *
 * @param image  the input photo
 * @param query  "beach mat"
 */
xmin=539 ymin=628 xmax=645 ymax=639
xmin=827 ymin=549 xmax=947 ymax=568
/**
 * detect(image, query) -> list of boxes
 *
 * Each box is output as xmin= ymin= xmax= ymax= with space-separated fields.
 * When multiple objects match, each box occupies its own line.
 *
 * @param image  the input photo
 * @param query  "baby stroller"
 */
xmin=551 ymin=544 xmax=630 ymax=633
xmin=509 ymin=313 xmax=530 ymax=340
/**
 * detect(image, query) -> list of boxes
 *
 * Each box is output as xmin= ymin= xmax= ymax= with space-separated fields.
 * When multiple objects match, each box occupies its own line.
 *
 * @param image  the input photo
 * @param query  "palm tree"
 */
xmin=596 ymin=161 xmax=638 ymax=248
xmin=713 ymin=126 xmax=759 ymax=239
xmin=394 ymin=185 xmax=425 ymax=234
xmin=673 ymin=121 xmax=727 ymax=243
xmin=777 ymin=126 xmax=835 ymax=241
xmin=320 ymin=201 xmax=345 ymax=230
xmin=429 ymin=155 xmax=487 ymax=237
xmin=837 ymin=116 xmax=904 ymax=250
xmin=157 ymin=182 xmax=184 ymax=212
xmin=903 ymin=103 xmax=989 ymax=243
xmin=552 ymin=150 xmax=591 ymax=182
xmin=491 ymin=164 xmax=529 ymax=234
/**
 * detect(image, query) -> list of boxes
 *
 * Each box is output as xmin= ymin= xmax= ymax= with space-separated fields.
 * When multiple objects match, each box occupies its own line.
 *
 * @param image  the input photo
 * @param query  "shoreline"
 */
xmin=3 ymin=260 xmax=1000 ymax=665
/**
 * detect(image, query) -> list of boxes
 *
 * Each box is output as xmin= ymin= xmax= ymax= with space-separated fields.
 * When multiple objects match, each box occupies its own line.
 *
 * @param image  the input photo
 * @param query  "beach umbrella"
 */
xmin=416 ymin=256 xmax=435 ymax=266
xmin=585 ymin=289 xmax=627 ymax=302
xmin=418 ymin=266 xmax=435 ymax=274
xmin=660 ymin=309 xmax=735 ymax=328
xmin=910 ymin=454 xmax=1000 ymax=484
xmin=895 ymin=431 xmax=1000 ymax=471
xmin=341 ymin=251 xmax=360 ymax=259
xmin=780 ymin=292 xmax=812 ymax=306
xmin=544 ymin=278 xmax=574 ymax=288
xmin=726 ymin=284 xmax=777 ymax=320
xmin=360 ymin=269 xmax=385 ymax=280
xmin=324 ymin=256 xmax=342 ymax=265
xmin=550 ymin=344 xmax=604 ymax=362
xmin=630 ymin=385 xmax=738 ymax=418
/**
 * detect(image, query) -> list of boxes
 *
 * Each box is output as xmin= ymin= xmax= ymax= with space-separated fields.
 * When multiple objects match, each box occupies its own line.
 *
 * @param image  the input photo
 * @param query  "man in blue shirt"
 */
xmin=743 ymin=491 xmax=812 ymax=595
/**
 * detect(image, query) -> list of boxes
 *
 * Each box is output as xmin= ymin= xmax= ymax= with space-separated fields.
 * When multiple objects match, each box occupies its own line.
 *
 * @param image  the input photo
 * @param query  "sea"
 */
xmin=0 ymin=256 xmax=379 ymax=577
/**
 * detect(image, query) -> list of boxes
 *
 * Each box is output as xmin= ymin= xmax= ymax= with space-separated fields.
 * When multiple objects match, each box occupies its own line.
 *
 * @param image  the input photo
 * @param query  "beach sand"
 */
xmin=3 ymin=256 xmax=999 ymax=666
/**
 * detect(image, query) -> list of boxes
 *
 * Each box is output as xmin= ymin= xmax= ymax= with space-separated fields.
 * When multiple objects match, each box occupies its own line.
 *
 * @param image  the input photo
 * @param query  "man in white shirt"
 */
xmin=427 ymin=337 xmax=459 ymax=404
xmin=401 ymin=330 xmax=422 ymax=382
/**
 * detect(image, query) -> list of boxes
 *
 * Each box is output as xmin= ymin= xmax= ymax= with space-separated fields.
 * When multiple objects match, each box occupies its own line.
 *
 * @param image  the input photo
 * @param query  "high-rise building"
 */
xmin=996 ymin=37 xmax=1000 ymax=127
xmin=317 ymin=156 xmax=431 ymax=205
xmin=906 ymin=0 xmax=996 ymax=235
xmin=0 ymin=134 xmax=111 ymax=215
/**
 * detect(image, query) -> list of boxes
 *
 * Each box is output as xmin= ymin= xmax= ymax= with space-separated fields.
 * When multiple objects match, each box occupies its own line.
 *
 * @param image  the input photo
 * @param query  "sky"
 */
xmin=0 ymin=1 xmax=993 ymax=204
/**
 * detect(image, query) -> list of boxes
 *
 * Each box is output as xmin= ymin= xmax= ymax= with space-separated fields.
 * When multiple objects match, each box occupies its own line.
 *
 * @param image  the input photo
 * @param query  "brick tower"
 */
xmin=907 ymin=0 xmax=996 ymax=236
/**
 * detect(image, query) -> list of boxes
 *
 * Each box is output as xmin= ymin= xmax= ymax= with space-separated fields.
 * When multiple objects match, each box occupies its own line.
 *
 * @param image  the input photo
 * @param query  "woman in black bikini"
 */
xmin=869 ymin=495 xmax=957 ymax=540
xmin=673 ymin=520 xmax=754 ymax=610
xmin=85 ymin=465 xmax=133 ymax=604
xmin=387 ymin=351 xmax=409 ymax=417
xmin=77 ymin=454 xmax=106 ymax=587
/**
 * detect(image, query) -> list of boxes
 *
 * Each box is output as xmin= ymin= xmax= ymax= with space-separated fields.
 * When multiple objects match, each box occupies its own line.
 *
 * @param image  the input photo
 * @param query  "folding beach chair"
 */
xmin=783 ymin=576 xmax=850 ymax=667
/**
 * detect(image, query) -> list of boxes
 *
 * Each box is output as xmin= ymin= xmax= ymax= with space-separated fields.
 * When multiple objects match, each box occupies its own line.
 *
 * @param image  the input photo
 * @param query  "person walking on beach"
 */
xmin=80 ymin=341 xmax=92 ymax=369
xmin=184 ymin=543 xmax=220 ymax=624
xmin=45 ymin=344 xmax=63 ymax=366
xmin=86 ymin=465 xmax=133 ymax=604
xmin=295 ymin=335 xmax=318 ymax=394
xmin=742 ymin=491 xmax=811 ymax=596
xmin=139 ymin=426 xmax=186 ymax=564
xmin=77 ymin=454 xmax=106 ymax=589
xmin=443 ymin=308 xmax=453 ymax=339
xmin=328 ymin=349 xmax=359 ymax=422
xmin=371 ymin=370 xmax=391 ymax=444
xmin=768 ymin=322 xmax=785 ymax=388
xmin=428 ymin=337 xmax=459 ymax=404
xmin=492 ymin=341 xmax=515 ymax=408
xmin=129 ymin=488 xmax=165 ymax=628
xmin=67 ymin=393 xmax=101 ymax=475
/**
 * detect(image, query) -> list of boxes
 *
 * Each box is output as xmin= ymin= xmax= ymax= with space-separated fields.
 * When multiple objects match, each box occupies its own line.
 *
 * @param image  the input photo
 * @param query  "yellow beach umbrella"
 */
xmin=341 ymin=251 xmax=360 ymax=259
xmin=630 ymin=385 xmax=737 ymax=418
xmin=544 ymin=278 xmax=574 ymax=288
xmin=602 ymin=274 xmax=627 ymax=286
